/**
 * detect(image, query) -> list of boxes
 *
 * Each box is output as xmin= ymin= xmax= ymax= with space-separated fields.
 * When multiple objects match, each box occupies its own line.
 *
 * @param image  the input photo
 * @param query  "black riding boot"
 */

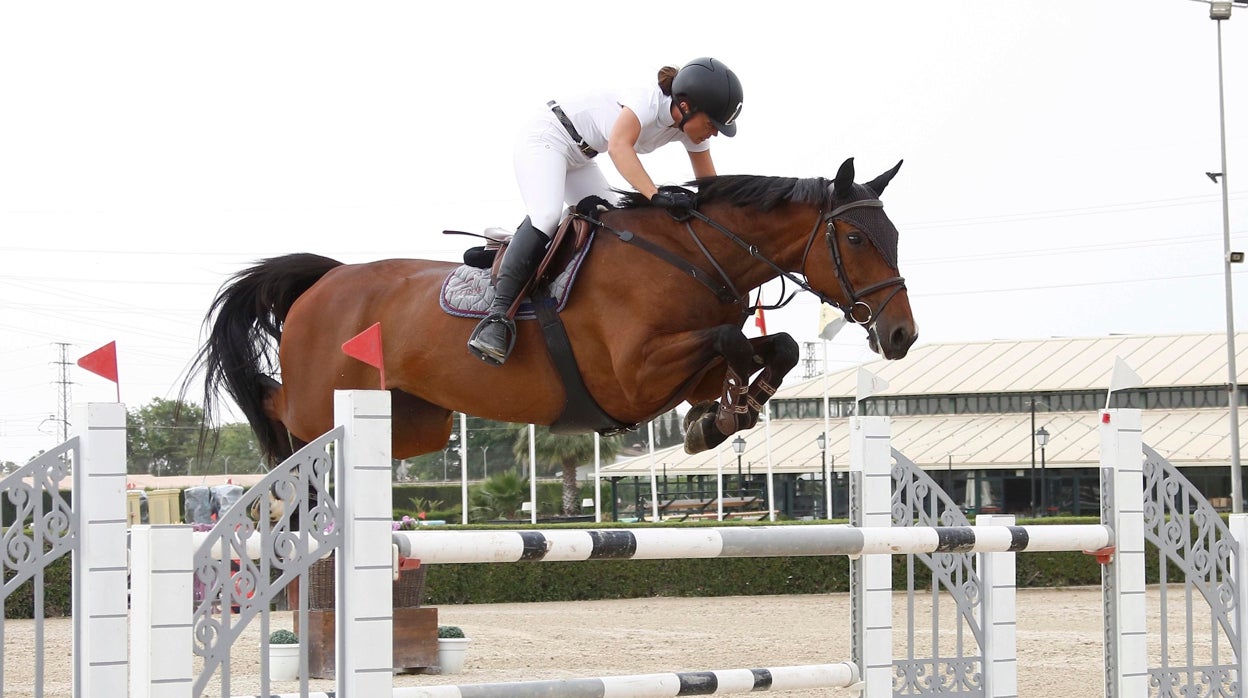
xmin=467 ymin=218 xmax=549 ymax=366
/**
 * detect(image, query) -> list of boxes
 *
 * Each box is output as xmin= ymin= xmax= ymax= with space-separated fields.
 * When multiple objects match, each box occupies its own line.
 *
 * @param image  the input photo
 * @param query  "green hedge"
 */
xmin=5 ymin=554 xmax=72 ymax=618
xmin=421 ymin=549 xmax=1111 ymax=605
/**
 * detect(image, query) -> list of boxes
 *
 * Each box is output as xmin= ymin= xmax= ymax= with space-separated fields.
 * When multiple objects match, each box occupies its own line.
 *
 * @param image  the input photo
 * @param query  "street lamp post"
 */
xmin=1201 ymin=0 xmax=1246 ymax=512
xmin=1036 ymin=426 xmax=1050 ymax=516
xmin=816 ymin=433 xmax=828 ymax=519
xmin=732 ymin=435 xmax=746 ymax=496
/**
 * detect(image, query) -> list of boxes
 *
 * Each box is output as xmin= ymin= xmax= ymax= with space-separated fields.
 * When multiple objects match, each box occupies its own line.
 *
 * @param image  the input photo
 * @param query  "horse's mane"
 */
xmin=615 ymin=175 xmax=832 ymax=213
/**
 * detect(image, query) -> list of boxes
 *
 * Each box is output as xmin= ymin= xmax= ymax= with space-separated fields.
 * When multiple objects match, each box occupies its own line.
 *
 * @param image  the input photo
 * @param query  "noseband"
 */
xmin=800 ymin=199 xmax=907 ymax=327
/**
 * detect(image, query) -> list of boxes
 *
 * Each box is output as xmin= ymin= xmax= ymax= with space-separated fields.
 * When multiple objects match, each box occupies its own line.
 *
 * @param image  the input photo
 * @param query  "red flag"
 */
xmin=754 ymin=306 xmax=767 ymax=335
xmin=77 ymin=341 xmax=120 ymax=401
xmin=341 ymin=322 xmax=386 ymax=389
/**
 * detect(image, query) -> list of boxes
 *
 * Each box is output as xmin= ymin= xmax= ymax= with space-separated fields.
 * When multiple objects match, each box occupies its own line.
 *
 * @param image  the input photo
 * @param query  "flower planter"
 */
xmin=266 ymin=643 xmax=300 ymax=681
xmin=437 ymin=637 xmax=471 ymax=675
xmin=289 ymin=555 xmax=438 ymax=678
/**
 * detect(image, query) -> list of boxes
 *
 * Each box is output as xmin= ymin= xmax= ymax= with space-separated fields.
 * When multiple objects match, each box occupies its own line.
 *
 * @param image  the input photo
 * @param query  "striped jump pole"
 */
xmin=392 ymin=524 xmax=1113 ymax=564
xmin=228 ymin=662 xmax=859 ymax=698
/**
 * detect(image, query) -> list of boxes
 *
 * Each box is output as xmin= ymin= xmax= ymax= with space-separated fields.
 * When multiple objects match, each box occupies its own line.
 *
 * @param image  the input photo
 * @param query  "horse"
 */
xmin=183 ymin=157 xmax=918 ymax=465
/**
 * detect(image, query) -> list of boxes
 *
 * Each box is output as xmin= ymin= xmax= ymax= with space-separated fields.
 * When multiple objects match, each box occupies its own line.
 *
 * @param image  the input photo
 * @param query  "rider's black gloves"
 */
xmin=650 ymin=186 xmax=698 ymax=221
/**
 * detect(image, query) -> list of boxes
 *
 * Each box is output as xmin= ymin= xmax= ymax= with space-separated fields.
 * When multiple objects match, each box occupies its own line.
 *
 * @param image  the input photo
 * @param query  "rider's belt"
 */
xmin=548 ymin=100 xmax=598 ymax=159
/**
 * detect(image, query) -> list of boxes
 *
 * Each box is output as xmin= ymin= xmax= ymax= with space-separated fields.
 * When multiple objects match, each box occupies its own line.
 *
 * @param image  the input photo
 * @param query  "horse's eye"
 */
xmin=847 ymin=233 xmax=864 ymax=245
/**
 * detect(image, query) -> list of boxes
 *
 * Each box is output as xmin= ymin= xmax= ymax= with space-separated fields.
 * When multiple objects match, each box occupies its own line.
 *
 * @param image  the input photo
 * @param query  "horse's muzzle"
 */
xmin=868 ymin=319 xmax=918 ymax=360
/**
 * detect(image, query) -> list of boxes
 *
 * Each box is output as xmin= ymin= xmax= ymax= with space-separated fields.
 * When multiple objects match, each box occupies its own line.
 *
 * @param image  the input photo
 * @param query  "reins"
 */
xmin=577 ymin=195 xmax=907 ymax=329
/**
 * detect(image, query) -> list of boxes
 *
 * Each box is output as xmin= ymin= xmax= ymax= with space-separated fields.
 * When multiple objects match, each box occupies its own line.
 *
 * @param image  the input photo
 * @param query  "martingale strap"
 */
xmin=594 ymin=223 xmax=740 ymax=304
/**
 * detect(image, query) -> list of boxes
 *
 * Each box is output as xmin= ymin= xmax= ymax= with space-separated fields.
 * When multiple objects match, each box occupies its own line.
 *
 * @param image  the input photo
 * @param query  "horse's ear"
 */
xmin=833 ymin=157 xmax=856 ymax=200
xmin=866 ymin=160 xmax=904 ymax=196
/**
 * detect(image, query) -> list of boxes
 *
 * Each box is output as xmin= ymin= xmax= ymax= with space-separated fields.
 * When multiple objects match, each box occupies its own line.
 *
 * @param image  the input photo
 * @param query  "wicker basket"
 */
xmin=306 ymin=555 xmax=427 ymax=609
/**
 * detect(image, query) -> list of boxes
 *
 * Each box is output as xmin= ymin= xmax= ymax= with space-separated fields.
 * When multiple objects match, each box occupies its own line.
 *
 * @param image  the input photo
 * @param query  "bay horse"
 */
xmin=184 ymin=157 xmax=917 ymax=465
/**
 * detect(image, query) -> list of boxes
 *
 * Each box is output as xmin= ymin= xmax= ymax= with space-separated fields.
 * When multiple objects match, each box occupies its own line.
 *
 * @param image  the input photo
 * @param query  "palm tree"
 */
xmin=470 ymin=471 xmax=528 ymax=520
xmin=511 ymin=426 xmax=624 ymax=516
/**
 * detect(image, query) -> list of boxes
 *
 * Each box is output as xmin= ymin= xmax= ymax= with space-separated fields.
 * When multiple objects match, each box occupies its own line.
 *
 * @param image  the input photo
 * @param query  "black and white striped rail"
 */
xmin=230 ymin=662 xmax=859 ymax=697
xmin=391 ymin=524 xmax=1113 ymax=564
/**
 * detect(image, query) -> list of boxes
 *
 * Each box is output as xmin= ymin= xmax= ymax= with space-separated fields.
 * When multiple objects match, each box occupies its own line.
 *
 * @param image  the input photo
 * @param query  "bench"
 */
xmin=660 ymin=498 xmax=715 ymax=514
xmin=724 ymin=510 xmax=776 ymax=521
xmin=709 ymin=496 xmax=759 ymax=512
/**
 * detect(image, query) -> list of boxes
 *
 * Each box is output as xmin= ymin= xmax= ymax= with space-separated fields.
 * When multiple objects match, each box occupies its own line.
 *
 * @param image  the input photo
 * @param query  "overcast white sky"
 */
xmin=2 ymin=1 xmax=1247 ymax=463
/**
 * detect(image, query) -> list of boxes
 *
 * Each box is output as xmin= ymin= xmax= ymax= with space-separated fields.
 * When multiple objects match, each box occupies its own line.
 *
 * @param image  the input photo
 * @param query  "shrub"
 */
xmin=438 ymin=625 xmax=465 ymax=639
xmin=268 ymin=629 xmax=298 ymax=644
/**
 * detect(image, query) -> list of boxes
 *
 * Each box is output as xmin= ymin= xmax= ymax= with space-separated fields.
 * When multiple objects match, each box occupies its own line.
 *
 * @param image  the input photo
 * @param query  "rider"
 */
xmin=467 ymin=57 xmax=744 ymax=366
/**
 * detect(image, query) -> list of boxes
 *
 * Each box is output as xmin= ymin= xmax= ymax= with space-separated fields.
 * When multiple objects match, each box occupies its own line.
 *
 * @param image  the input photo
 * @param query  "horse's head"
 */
xmin=802 ymin=157 xmax=917 ymax=359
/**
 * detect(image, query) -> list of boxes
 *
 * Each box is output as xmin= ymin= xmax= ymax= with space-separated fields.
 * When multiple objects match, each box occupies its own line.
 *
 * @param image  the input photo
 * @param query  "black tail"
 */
xmin=181 ymin=253 xmax=343 ymax=465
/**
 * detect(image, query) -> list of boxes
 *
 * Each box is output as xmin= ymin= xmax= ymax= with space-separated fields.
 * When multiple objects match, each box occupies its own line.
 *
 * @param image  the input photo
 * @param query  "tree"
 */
xmin=127 ymin=399 xmax=204 ymax=476
xmin=469 ymin=471 xmax=529 ymax=520
xmin=511 ymin=425 xmax=624 ymax=516
xmin=125 ymin=399 xmax=262 ymax=476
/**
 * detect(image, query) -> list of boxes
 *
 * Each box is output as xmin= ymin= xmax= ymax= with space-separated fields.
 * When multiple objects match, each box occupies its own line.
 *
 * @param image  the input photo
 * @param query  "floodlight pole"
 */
xmin=1207 ymin=1 xmax=1244 ymax=512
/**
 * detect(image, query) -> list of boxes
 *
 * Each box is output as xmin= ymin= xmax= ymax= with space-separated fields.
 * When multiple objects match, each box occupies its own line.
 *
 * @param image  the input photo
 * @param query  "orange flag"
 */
xmin=342 ymin=322 xmax=386 ymax=389
xmin=754 ymin=306 xmax=767 ymax=335
xmin=77 ymin=341 xmax=120 ymax=401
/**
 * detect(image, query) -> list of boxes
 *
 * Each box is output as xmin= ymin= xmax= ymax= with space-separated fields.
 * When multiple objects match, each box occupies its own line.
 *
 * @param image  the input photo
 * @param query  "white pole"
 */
xmin=764 ymin=403 xmax=776 ymax=521
xmin=593 ymin=433 xmax=602 ymax=523
xmin=1214 ymin=16 xmax=1243 ymax=513
xmin=823 ymin=339 xmax=832 ymax=520
xmin=716 ymin=442 xmax=725 ymax=521
xmin=459 ymin=412 xmax=468 ymax=525
xmin=529 ymin=424 xmax=538 ymax=524
xmin=648 ymin=422 xmax=659 ymax=521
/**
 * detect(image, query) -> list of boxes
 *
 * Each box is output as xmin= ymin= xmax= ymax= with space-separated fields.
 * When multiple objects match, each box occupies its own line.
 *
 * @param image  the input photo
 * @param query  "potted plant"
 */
xmin=266 ymin=629 xmax=300 ymax=681
xmin=437 ymin=625 xmax=471 ymax=674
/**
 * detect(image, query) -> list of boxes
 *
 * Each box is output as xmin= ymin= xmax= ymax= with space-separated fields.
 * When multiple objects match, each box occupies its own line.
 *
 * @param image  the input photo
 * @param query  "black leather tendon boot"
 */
xmin=467 ymin=217 xmax=550 ymax=366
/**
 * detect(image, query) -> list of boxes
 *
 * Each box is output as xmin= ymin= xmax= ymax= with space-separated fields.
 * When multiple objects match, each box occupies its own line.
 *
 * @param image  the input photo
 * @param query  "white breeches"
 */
xmin=513 ymin=117 xmax=616 ymax=237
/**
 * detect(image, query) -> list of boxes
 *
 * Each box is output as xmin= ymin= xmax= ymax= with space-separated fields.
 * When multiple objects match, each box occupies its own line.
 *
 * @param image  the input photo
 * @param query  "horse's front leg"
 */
xmin=683 ymin=331 xmax=800 ymax=454
xmin=740 ymin=333 xmax=800 ymax=419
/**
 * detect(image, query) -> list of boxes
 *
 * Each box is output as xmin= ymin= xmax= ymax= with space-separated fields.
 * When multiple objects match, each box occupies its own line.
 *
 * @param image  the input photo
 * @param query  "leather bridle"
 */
xmin=798 ymin=198 xmax=907 ymax=326
xmin=581 ymin=196 xmax=907 ymax=330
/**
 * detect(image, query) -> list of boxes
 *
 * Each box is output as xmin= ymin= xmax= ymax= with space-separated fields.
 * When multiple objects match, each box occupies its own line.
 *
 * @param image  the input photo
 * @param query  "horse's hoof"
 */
xmin=683 ymin=412 xmax=731 ymax=454
xmin=683 ymin=401 xmax=715 ymax=433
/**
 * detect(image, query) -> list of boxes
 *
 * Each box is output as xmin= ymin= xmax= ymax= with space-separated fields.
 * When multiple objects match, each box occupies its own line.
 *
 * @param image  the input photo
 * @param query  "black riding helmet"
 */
xmin=672 ymin=57 xmax=743 ymax=137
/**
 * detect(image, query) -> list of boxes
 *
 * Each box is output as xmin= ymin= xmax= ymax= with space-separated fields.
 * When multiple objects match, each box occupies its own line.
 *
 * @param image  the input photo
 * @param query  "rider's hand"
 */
xmin=650 ymin=186 xmax=697 ymax=221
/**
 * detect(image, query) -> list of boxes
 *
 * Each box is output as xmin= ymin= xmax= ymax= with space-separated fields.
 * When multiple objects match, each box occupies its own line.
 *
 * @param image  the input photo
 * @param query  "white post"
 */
xmin=594 ymin=434 xmax=602 ymax=523
xmin=648 ymin=422 xmax=659 ymax=521
xmin=764 ymin=404 xmax=776 ymax=521
xmin=334 ymin=390 xmax=394 ymax=698
xmin=72 ymin=402 xmax=128 ymax=698
xmin=1230 ymin=513 xmax=1248 ymax=685
xmin=459 ymin=412 xmax=469 ymax=525
xmin=976 ymin=514 xmax=1018 ymax=698
xmin=129 ymin=525 xmax=193 ymax=698
xmin=851 ymin=415 xmax=892 ymax=698
xmin=716 ymin=444 xmax=725 ymax=522
xmin=1101 ymin=408 xmax=1147 ymax=697
xmin=529 ymin=425 xmax=538 ymax=524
